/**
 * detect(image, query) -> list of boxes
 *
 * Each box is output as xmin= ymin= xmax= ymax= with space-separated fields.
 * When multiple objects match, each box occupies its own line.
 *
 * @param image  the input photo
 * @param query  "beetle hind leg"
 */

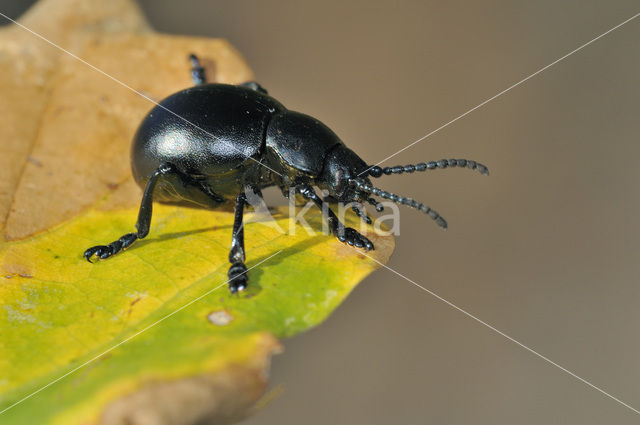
xmin=84 ymin=163 xmax=179 ymax=262
xmin=189 ymin=53 xmax=206 ymax=85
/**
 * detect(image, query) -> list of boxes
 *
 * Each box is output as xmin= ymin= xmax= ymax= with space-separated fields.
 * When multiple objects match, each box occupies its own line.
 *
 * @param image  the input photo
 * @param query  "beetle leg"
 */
xmin=239 ymin=81 xmax=268 ymax=95
xmin=83 ymin=163 xmax=179 ymax=262
xmin=297 ymin=185 xmax=374 ymax=251
xmin=189 ymin=53 xmax=206 ymax=85
xmin=228 ymin=192 xmax=249 ymax=294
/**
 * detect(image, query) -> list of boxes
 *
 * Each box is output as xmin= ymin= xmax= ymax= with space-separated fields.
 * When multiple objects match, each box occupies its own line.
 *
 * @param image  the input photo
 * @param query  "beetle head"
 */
xmin=318 ymin=145 xmax=371 ymax=203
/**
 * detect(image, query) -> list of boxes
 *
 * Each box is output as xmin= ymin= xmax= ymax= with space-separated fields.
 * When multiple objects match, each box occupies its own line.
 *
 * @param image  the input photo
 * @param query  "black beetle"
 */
xmin=84 ymin=54 xmax=488 ymax=293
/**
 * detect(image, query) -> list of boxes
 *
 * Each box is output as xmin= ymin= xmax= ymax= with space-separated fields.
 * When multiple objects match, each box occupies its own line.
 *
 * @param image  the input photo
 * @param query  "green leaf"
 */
xmin=0 ymin=204 xmax=393 ymax=425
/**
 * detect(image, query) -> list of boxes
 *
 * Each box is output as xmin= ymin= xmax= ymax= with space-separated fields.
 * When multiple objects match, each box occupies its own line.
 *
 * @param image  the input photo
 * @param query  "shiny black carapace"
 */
xmin=84 ymin=54 xmax=488 ymax=293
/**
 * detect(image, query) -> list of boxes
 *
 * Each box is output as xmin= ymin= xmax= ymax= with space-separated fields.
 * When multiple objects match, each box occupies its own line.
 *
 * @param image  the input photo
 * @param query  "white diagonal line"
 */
xmin=361 ymin=11 xmax=640 ymax=175
xmin=363 ymin=252 xmax=640 ymax=416
xmin=0 ymin=12 xmax=283 ymax=177
xmin=0 ymin=250 xmax=283 ymax=415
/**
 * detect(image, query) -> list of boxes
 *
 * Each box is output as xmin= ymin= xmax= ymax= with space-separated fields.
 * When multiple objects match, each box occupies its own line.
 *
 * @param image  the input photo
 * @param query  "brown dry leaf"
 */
xmin=0 ymin=0 xmax=253 ymax=240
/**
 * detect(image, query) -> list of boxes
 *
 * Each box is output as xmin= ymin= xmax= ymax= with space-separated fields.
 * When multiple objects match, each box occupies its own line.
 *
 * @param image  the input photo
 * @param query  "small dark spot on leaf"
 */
xmin=27 ymin=156 xmax=43 ymax=167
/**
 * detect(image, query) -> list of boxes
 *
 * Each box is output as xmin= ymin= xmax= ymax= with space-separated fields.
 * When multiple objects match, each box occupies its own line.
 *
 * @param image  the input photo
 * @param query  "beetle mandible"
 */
xmin=84 ymin=54 xmax=489 ymax=294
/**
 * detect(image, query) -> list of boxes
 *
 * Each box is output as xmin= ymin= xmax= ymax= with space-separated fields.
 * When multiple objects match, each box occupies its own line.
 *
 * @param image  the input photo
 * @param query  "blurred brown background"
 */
xmin=3 ymin=1 xmax=640 ymax=424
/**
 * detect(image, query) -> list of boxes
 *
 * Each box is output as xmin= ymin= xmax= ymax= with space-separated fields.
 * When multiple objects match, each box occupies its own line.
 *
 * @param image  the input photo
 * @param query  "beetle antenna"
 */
xmin=366 ymin=159 xmax=489 ymax=178
xmin=350 ymin=179 xmax=447 ymax=229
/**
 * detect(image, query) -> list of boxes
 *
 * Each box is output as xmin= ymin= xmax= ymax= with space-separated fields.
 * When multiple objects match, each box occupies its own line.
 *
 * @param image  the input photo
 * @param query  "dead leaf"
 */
xmin=1 ymin=0 xmax=253 ymax=240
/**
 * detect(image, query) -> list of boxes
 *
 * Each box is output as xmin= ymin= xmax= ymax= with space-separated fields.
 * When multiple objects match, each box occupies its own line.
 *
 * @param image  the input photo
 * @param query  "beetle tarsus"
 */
xmin=84 ymin=245 xmax=109 ymax=262
xmin=228 ymin=263 xmax=248 ymax=294
xmin=338 ymin=226 xmax=374 ymax=250
xmin=84 ymin=232 xmax=138 ymax=262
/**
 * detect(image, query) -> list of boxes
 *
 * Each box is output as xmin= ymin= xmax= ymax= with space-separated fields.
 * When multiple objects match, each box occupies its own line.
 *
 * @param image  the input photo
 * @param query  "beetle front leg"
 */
xmin=83 ymin=163 xmax=177 ymax=262
xmin=227 ymin=192 xmax=249 ymax=294
xmin=297 ymin=185 xmax=374 ymax=251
